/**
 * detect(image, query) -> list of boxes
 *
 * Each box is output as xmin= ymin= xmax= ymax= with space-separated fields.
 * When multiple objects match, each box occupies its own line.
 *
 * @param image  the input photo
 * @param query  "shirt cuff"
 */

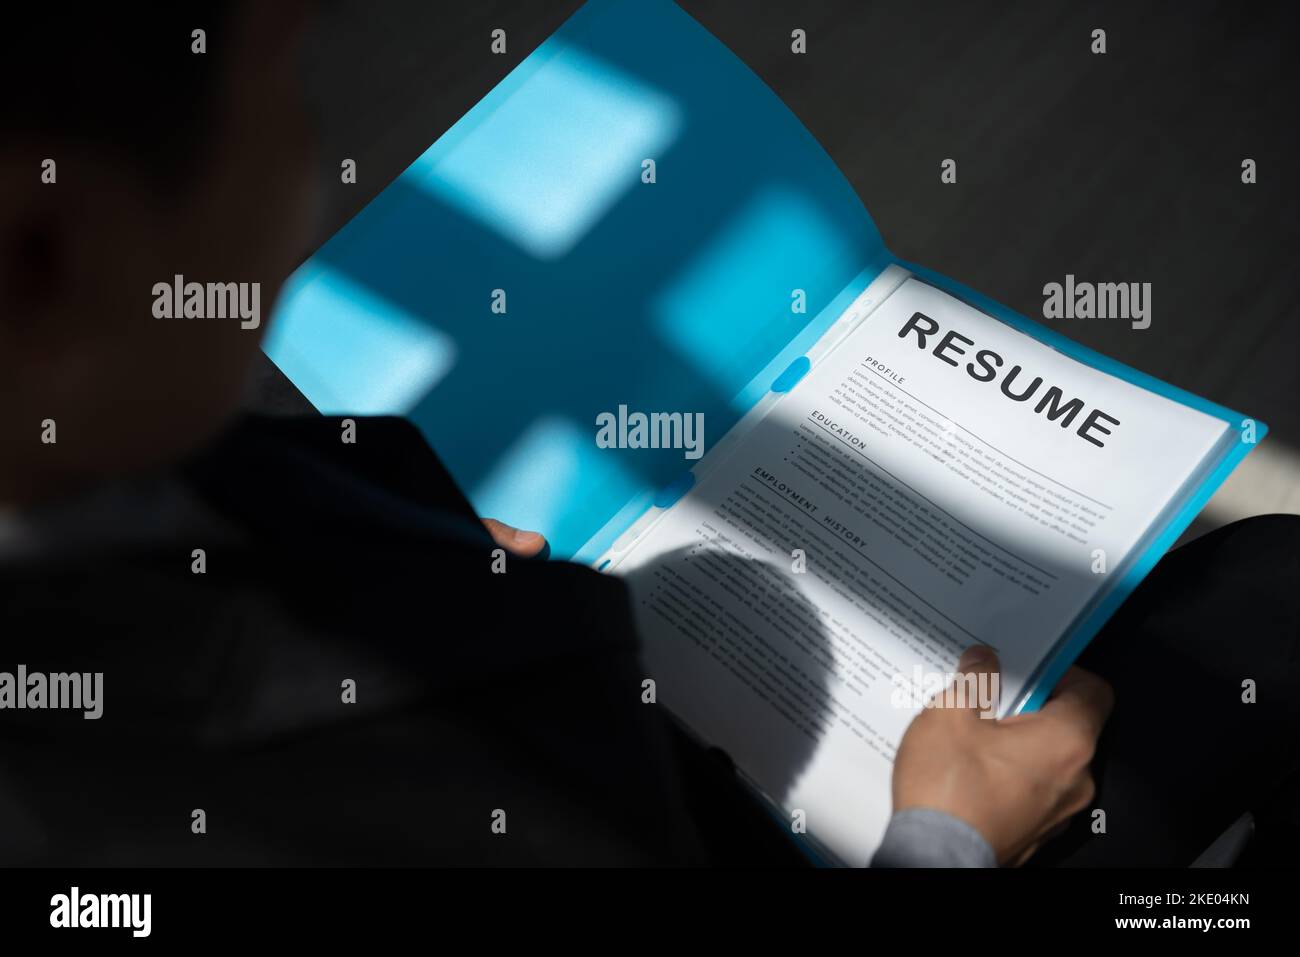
xmin=869 ymin=808 xmax=997 ymax=868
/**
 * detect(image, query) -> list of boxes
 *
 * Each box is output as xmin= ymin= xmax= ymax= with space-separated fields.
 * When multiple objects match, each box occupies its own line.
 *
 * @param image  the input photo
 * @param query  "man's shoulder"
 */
xmin=189 ymin=414 xmax=462 ymax=506
xmin=0 ymin=414 xmax=691 ymax=864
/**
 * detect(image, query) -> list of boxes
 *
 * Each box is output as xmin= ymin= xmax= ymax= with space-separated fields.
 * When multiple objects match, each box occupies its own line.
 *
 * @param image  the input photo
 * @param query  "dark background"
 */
xmin=250 ymin=0 xmax=1300 ymax=538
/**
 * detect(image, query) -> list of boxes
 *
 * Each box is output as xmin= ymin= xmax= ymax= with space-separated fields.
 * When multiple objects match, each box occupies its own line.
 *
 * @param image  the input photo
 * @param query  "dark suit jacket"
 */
xmin=0 ymin=415 xmax=802 ymax=865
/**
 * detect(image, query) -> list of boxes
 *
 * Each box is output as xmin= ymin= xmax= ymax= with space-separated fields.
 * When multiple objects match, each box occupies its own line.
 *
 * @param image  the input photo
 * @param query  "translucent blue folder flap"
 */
xmin=265 ymin=0 xmax=888 ymax=559
xmin=265 ymin=0 xmax=1267 ymax=776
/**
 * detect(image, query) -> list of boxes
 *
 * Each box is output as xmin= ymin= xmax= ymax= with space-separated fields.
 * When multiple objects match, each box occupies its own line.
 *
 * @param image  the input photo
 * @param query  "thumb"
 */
xmin=481 ymin=518 xmax=548 ymax=557
xmin=943 ymin=644 xmax=1002 ymax=718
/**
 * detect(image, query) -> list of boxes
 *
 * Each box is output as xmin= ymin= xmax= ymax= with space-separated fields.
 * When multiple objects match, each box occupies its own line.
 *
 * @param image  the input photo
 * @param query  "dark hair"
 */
xmin=3 ymin=5 xmax=236 ymax=186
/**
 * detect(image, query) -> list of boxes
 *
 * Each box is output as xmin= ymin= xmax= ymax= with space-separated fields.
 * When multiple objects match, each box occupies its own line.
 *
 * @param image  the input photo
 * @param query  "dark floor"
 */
xmin=249 ymin=0 xmax=1300 ymax=536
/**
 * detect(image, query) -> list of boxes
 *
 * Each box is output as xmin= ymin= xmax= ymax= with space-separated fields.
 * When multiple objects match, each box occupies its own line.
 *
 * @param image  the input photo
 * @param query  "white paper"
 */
xmin=605 ymin=276 xmax=1227 ymax=865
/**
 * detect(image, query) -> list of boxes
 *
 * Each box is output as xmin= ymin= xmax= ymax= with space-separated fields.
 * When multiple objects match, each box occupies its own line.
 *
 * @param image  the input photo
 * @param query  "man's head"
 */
xmin=0 ymin=3 xmax=316 ymax=504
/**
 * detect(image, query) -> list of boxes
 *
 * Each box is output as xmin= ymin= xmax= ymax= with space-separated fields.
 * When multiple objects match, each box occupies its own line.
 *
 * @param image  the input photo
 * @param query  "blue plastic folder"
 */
xmin=265 ymin=0 xmax=1263 ymax=717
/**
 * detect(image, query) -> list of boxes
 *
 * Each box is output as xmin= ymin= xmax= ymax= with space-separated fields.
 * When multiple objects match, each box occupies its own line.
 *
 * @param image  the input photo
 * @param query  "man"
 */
xmin=2 ymin=3 xmax=1297 ymax=867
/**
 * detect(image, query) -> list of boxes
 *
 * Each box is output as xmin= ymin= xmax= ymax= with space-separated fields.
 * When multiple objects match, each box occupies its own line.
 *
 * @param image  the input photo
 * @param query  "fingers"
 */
xmin=481 ymin=518 xmax=547 ymax=557
xmin=1012 ymin=842 xmax=1041 ymax=867
xmin=954 ymin=644 xmax=1001 ymax=717
xmin=1038 ymin=666 xmax=1115 ymax=745
xmin=922 ymin=645 xmax=1002 ymax=718
xmin=957 ymin=644 xmax=998 ymax=676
